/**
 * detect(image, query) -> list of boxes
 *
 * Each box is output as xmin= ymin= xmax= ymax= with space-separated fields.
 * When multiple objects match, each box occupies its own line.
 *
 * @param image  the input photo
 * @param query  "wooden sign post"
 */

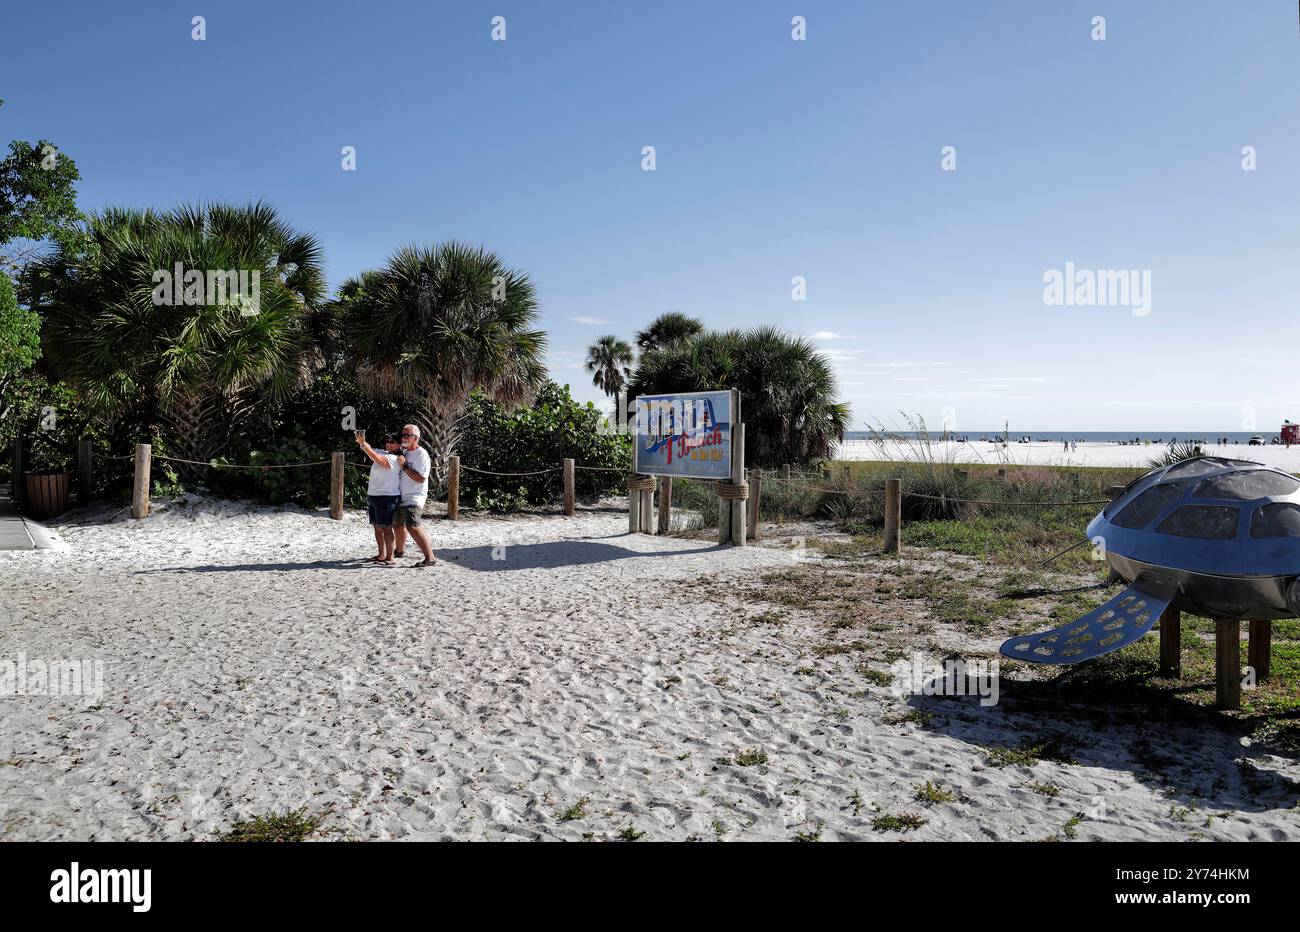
xmin=716 ymin=391 xmax=745 ymax=547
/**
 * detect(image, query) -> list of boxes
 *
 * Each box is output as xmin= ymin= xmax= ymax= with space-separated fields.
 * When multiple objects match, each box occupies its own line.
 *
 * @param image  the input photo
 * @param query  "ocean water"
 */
xmin=842 ymin=430 xmax=1287 ymax=444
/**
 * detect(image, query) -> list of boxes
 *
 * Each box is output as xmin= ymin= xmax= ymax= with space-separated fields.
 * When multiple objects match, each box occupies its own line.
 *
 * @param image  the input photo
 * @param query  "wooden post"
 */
xmin=1107 ymin=484 xmax=1127 ymax=498
xmin=78 ymin=438 xmax=93 ymax=504
xmin=883 ymin=478 xmax=901 ymax=553
xmin=839 ymin=464 xmax=850 ymax=481
xmin=996 ymin=468 xmax=1006 ymax=481
xmin=718 ymin=483 xmax=731 ymax=545
xmin=447 ymin=455 xmax=460 ymax=520
xmin=729 ymin=422 xmax=746 ymax=548
xmin=657 ymin=476 xmax=671 ymax=534
xmin=563 ymin=458 xmax=575 ymax=516
xmin=1158 ymin=606 xmax=1181 ymax=678
xmin=131 ymin=443 xmax=151 ymax=520
xmin=641 ymin=487 xmax=655 ymax=534
xmin=1215 ymin=619 xmax=1241 ymax=711
xmin=1249 ymin=620 xmax=1271 ymax=682
xmin=628 ymin=475 xmax=640 ymax=534
xmin=747 ymin=469 xmax=762 ymax=541
xmin=329 ymin=451 xmax=345 ymax=520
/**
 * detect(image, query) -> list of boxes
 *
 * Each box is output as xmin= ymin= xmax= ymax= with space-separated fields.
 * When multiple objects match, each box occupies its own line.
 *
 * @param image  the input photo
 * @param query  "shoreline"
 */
xmin=835 ymin=439 xmax=1300 ymax=471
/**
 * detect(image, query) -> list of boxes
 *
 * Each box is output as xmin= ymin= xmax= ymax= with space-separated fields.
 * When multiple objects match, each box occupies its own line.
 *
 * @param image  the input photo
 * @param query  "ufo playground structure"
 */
xmin=999 ymin=457 xmax=1297 ymax=709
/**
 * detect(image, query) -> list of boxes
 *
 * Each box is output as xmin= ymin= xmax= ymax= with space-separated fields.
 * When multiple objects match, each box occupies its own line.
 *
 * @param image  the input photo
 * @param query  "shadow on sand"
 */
xmin=901 ymin=673 xmax=1300 ymax=816
xmin=136 ymin=539 xmax=723 ymax=574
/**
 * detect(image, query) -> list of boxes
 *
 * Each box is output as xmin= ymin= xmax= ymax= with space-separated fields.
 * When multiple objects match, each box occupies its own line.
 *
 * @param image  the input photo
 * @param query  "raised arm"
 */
xmin=356 ymin=436 xmax=394 ymax=468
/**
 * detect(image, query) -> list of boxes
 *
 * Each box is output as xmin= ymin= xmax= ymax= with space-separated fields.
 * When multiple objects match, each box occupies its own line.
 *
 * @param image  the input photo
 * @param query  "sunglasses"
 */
xmin=400 ymin=433 xmax=415 ymax=438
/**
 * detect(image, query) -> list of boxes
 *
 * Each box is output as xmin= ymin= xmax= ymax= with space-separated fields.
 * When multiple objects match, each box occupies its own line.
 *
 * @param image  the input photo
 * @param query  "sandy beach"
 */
xmin=838 ymin=439 xmax=1300 ymax=472
xmin=2 ymin=495 xmax=1297 ymax=841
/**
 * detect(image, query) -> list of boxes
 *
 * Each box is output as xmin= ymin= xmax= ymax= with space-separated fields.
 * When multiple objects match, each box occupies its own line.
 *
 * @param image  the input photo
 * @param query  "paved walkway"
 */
xmin=0 ymin=485 xmax=40 ymax=550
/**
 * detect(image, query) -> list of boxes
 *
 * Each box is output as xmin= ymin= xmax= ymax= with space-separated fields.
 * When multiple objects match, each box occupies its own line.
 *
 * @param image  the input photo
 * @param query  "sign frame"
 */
xmin=632 ymin=389 xmax=736 ymax=480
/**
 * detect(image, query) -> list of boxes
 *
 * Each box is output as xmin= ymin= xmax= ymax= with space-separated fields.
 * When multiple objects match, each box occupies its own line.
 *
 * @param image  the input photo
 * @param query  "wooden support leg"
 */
xmin=1158 ymin=606 xmax=1181 ymax=678
xmin=641 ymin=488 xmax=654 ymax=534
xmin=1215 ymin=619 xmax=1241 ymax=711
xmin=1248 ymin=620 xmax=1271 ymax=683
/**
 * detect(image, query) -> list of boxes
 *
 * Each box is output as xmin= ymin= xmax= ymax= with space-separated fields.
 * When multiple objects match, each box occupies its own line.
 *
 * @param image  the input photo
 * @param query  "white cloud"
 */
xmin=569 ymin=315 xmax=608 ymax=325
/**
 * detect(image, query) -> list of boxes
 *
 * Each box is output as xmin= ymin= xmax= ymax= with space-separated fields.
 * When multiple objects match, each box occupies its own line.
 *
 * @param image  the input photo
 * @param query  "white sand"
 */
xmin=1 ymin=495 xmax=1297 ymax=841
xmin=838 ymin=438 xmax=1300 ymax=472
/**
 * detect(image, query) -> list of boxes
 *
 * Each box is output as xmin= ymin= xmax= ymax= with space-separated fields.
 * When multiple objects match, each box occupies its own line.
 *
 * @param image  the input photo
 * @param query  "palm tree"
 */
xmin=584 ymin=335 xmax=634 ymax=399
xmin=633 ymin=311 xmax=703 ymax=352
xmin=339 ymin=241 xmax=547 ymax=484
xmin=628 ymin=325 xmax=850 ymax=468
xmin=29 ymin=202 xmax=325 ymax=466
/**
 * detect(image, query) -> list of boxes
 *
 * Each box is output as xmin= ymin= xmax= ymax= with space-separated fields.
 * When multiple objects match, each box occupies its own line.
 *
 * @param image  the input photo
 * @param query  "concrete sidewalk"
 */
xmin=0 ymin=485 xmax=60 ymax=550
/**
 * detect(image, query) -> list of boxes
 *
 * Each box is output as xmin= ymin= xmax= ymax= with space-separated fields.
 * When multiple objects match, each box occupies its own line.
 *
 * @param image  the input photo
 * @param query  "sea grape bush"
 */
xmin=456 ymin=381 xmax=631 ymax=507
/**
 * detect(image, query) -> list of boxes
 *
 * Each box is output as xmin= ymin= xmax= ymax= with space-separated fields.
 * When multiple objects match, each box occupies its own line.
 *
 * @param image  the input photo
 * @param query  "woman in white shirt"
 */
xmin=356 ymin=431 xmax=402 ymax=564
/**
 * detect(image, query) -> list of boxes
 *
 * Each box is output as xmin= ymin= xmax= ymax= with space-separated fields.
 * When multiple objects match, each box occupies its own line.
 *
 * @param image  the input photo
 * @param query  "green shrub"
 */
xmin=455 ymin=381 xmax=630 ymax=506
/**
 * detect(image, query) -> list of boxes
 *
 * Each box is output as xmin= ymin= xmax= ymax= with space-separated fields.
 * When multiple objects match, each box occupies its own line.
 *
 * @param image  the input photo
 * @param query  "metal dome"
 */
xmin=1001 ymin=456 xmax=1300 ymax=665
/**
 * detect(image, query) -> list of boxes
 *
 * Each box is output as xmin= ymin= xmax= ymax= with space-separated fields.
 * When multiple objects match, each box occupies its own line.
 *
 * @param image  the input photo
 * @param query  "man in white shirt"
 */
xmin=355 ymin=430 xmax=401 ymax=564
xmin=392 ymin=424 xmax=436 ymax=567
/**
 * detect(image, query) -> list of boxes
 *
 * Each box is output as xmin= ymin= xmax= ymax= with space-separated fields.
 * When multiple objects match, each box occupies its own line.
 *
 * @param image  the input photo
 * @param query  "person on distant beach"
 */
xmin=356 ymin=430 xmax=402 ymax=564
xmin=393 ymin=424 xmax=437 ymax=568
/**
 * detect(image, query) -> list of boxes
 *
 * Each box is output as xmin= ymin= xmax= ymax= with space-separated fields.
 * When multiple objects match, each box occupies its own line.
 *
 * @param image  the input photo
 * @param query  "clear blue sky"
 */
xmin=4 ymin=0 xmax=1298 ymax=431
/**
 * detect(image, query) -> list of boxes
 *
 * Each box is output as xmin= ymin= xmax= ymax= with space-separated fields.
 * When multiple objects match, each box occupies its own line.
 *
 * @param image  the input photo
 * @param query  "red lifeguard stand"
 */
xmin=1282 ymin=422 xmax=1299 ymax=446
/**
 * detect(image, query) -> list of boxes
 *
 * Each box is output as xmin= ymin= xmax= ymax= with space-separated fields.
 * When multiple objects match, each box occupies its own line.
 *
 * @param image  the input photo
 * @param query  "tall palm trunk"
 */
xmin=414 ymin=402 xmax=459 ymax=490
xmin=157 ymin=387 xmax=250 ymax=479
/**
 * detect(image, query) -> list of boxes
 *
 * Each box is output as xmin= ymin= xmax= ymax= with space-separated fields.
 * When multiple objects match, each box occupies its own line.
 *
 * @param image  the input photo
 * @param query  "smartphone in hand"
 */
xmin=355 ymin=429 xmax=365 ymax=443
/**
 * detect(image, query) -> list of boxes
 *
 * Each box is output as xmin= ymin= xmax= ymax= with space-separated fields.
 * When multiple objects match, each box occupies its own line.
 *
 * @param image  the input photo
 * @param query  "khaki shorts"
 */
xmin=392 ymin=504 xmax=423 ymax=527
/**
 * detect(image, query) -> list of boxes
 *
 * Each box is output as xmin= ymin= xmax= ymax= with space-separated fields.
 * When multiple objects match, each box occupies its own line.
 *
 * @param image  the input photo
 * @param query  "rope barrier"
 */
xmin=91 ymin=442 xmax=1110 ymax=510
xmin=901 ymin=491 xmax=1109 ymax=507
xmin=460 ymin=464 xmax=562 ymax=477
xmin=761 ymin=474 xmax=1105 ymax=507
xmin=152 ymin=455 xmax=332 ymax=470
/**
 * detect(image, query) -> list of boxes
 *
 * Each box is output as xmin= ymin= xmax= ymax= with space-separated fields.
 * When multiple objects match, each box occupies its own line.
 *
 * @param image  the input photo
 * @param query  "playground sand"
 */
xmin=1 ymin=495 xmax=1297 ymax=841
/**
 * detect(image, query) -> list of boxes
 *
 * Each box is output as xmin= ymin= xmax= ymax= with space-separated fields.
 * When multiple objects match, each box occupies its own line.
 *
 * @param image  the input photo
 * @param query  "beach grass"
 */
xmin=217 ymin=807 xmax=329 ymax=842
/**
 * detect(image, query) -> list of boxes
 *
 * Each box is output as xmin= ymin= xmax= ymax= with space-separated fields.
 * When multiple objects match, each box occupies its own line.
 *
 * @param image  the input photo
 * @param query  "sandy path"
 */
xmin=1 ymin=496 xmax=1297 ymax=841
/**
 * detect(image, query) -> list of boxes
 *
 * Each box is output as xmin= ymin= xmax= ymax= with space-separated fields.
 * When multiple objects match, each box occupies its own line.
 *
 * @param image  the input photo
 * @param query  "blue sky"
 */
xmin=4 ymin=0 xmax=1298 ymax=431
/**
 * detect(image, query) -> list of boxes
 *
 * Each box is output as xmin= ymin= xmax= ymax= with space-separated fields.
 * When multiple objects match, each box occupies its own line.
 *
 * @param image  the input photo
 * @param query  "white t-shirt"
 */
xmin=366 ymin=452 xmax=400 ymax=496
xmin=397 ymin=445 xmax=431 ymax=507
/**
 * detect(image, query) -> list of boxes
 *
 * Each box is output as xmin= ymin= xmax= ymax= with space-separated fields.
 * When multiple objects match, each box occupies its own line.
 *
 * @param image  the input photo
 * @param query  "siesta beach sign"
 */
xmin=633 ymin=390 xmax=734 ymax=480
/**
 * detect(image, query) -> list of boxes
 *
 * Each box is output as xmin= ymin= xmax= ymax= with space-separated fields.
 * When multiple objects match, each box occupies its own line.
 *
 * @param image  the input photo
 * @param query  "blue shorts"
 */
xmin=367 ymin=495 xmax=399 ymax=526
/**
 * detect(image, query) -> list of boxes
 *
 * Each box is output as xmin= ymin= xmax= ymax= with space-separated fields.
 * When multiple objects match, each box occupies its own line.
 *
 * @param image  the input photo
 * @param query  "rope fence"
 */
xmin=41 ymin=440 xmax=1120 ymax=533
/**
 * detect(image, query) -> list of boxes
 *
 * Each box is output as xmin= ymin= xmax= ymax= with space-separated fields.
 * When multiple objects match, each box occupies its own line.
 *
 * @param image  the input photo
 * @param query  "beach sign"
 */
xmin=632 ymin=390 xmax=734 ymax=480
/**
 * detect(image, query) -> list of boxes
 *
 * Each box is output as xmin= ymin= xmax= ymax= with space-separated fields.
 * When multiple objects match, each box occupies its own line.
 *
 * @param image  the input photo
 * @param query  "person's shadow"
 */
xmin=434 ymin=539 xmax=722 ymax=571
xmin=135 ymin=539 xmax=724 ymax=574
